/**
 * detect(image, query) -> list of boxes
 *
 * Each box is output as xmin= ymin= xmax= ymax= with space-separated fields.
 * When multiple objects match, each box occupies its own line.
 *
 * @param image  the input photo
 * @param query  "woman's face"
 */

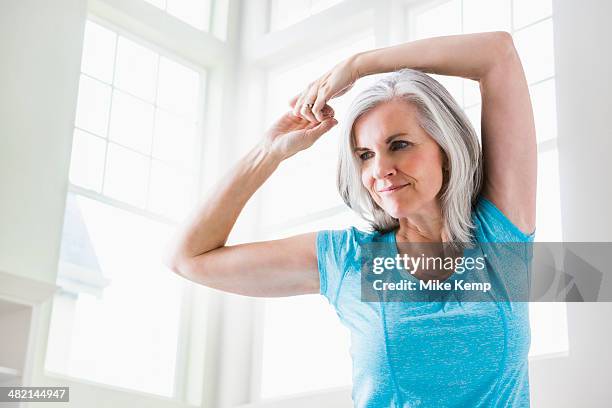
xmin=353 ymin=99 xmax=446 ymax=219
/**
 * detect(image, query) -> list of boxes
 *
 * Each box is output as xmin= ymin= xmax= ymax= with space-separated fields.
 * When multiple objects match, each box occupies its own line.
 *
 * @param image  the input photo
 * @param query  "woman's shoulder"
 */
xmin=318 ymin=225 xmax=386 ymax=246
xmin=316 ymin=225 xmax=388 ymax=261
xmin=472 ymin=195 xmax=535 ymax=242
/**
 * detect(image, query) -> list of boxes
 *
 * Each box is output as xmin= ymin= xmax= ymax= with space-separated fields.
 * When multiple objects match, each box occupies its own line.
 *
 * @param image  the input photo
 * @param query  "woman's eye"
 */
xmin=359 ymin=151 xmax=374 ymax=161
xmin=391 ymin=140 xmax=411 ymax=150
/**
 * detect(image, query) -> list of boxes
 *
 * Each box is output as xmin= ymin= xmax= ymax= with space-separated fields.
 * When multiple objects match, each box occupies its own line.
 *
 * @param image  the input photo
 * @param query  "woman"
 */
xmin=165 ymin=31 xmax=536 ymax=407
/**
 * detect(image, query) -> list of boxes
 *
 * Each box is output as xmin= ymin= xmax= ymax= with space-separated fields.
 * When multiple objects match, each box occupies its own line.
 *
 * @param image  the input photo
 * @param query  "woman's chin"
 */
xmin=380 ymin=202 xmax=416 ymax=219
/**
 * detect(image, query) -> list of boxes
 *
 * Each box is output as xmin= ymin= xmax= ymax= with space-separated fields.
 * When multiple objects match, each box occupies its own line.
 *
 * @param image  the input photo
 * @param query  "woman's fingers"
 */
xmin=290 ymin=80 xmax=330 ymax=123
xmin=288 ymin=76 xmax=339 ymax=124
xmin=292 ymin=91 xmax=307 ymax=118
xmin=301 ymin=86 xmax=320 ymax=122
xmin=303 ymin=117 xmax=338 ymax=144
xmin=312 ymin=86 xmax=331 ymax=122
xmin=321 ymin=104 xmax=334 ymax=119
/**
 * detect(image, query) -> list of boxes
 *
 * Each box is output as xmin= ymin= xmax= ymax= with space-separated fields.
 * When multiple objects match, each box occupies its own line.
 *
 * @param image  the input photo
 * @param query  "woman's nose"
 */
xmin=372 ymin=154 xmax=397 ymax=180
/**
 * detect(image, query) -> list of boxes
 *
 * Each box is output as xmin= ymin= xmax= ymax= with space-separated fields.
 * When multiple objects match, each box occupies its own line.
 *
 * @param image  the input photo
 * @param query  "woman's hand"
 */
xmin=290 ymin=56 xmax=361 ymax=123
xmin=263 ymin=106 xmax=337 ymax=161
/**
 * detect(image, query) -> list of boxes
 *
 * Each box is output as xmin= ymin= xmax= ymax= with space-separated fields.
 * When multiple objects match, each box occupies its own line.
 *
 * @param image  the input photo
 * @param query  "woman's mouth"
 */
xmin=378 ymin=183 xmax=411 ymax=194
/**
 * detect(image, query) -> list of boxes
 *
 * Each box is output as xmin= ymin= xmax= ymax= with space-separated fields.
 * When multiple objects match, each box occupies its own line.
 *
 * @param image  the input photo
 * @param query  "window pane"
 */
xmin=103 ymin=143 xmax=150 ymax=207
xmin=69 ymin=130 xmax=106 ymax=192
xmin=513 ymin=0 xmax=552 ymax=30
xmin=109 ymin=90 xmax=155 ymax=154
xmin=464 ymin=103 xmax=482 ymax=138
xmin=530 ymin=78 xmax=557 ymax=144
xmin=462 ymin=0 xmax=511 ymax=34
xmin=75 ymin=75 xmax=112 ymax=137
xmin=529 ymin=302 xmax=569 ymax=357
xmin=45 ymin=193 xmax=183 ymax=397
xmin=148 ymin=159 xmax=196 ymax=220
xmin=260 ymin=157 xmax=340 ymax=226
xmin=412 ymin=0 xmax=461 ymax=40
xmin=144 ymin=0 xmax=166 ymax=8
xmin=536 ymin=149 xmax=562 ymax=241
xmin=114 ymin=37 xmax=158 ymax=102
xmin=80 ymin=21 xmax=116 ymax=84
xmin=270 ymin=0 xmax=312 ymax=32
xmin=167 ymin=0 xmax=212 ymax=31
xmin=463 ymin=79 xmax=481 ymax=107
xmin=153 ymin=109 xmax=198 ymax=170
xmin=261 ymin=295 xmax=352 ymax=398
xmin=269 ymin=0 xmax=346 ymax=31
xmin=156 ymin=56 xmax=201 ymax=120
xmin=260 ymin=214 xmax=368 ymax=398
xmin=265 ymin=210 xmax=370 ymax=241
xmin=513 ymin=19 xmax=555 ymax=84
xmin=310 ymin=0 xmax=344 ymax=14
xmin=431 ymin=74 xmax=463 ymax=106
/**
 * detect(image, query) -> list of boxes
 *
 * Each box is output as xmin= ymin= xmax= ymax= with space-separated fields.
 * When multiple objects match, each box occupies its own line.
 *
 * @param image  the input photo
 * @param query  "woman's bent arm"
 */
xmin=355 ymin=32 xmax=536 ymax=234
xmin=295 ymin=32 xmax=536 ymax=234
xmin=165 ymin=112 xmax=337 ymax=297
xmin=168 ymin=145 xmax=280 ymax=261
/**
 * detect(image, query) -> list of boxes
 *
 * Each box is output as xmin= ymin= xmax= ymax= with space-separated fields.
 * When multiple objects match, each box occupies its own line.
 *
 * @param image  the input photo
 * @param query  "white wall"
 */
xmin=529 ymin=1 xmax=612 ymax=406
xmin=0 ymin=0 xmax=87 ymax=284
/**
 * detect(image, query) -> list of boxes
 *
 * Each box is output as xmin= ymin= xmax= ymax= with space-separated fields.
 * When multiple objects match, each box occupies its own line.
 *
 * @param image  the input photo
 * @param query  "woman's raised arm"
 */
xmin=164 ymin=109 xmax=337 ymax=297
xmin=294 ymin=32 xmax=536 ymax=235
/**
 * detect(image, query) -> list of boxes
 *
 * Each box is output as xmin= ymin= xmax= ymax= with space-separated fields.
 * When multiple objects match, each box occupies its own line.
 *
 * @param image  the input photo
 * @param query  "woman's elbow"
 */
xmin=491 ymin=31 xmax=518 ymax=61
xmin=163 ymin=246 xmax=193 ymax=278
xmin=482 ymin=31 xmax=520 ymax=77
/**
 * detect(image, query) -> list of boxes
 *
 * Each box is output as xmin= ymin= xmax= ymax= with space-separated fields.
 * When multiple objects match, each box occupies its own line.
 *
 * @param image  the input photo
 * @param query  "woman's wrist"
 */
xmin=253 ymin=140 xmax=284 ymax=168
xmin=351 ymin=49 xmax=384 ymax=79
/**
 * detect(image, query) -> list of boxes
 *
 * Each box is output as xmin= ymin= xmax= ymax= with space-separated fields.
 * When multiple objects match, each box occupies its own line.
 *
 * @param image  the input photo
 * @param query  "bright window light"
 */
xmin=74 ymin=75 xmax=112 ymax=137
xmin=103 ymin=143 xmax=150 ymax=207
xmin=530 ymin=78 xmax=558 ymax=144
xmin=108 ymin=90 xmax=155 ymax=154
xmin=514 ymin=18 xmax=555 ymax=83
xmin=45 ymin=194 xmax=184 ymax=397
xmin=80 ymin=21 xmax=116 ymax=83
xmin=462 ymin=0 xmax=511 ymax=34
xmin=411 ymin=0 xmax=461 ymax=40
xmin=68 ymin=20 xmax=203 ymax=222
xmin=48 ymin=19 xmax=206 ymax=397
xmin=513 ymin=0 xmax=553 ymax=30
xmin=69 ymin=130 xmax=106 ymax=192
xmin=269 ymin=0 xmax=345 ymax=32
xmin=114 ymin=36 xmax=158 ymax=103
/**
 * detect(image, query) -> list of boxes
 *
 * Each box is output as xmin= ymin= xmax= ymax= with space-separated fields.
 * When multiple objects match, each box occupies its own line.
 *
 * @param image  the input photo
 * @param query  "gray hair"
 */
xmin=337 ymin=68 xmax=483 ymax=243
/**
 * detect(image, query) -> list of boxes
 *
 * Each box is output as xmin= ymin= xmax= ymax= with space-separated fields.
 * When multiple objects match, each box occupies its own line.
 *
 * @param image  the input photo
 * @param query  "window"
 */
xmin=144 ymin=0 xmax=230 ymax=40
xmin=268 ymin=0 xmax=346 ymax=32
xmin=45 ymin=193 xmax=183 ymax=396
xmin=70 ymin=20 xmax=202 ymax=221
xmin=45 ymin=19 xmax=207 ymax=400
xmin=409 ymin=0 xmax=568 ymax=357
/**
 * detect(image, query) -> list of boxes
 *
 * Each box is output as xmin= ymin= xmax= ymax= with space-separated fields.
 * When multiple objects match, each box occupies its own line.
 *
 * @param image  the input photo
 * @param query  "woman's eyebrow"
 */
xmin=353 ymin=133 xmax=410 ymax=151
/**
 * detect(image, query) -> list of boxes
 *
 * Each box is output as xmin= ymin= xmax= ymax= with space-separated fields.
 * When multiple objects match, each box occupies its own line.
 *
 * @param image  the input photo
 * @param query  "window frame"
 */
xmin=38 ymin=0 xmax=236 ymax=406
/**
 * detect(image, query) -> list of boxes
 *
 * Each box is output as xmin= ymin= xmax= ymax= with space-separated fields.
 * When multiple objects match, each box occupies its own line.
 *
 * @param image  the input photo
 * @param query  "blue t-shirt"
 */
xmin=316 ymin=196 xmax=535 ymax=407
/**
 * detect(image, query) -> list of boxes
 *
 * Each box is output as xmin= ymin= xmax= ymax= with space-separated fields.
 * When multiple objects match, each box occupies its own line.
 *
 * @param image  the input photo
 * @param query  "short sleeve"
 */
xmin=316 ymin=228 xmax=354 ymax=306
xmin=474 ymin=196 xmax=535 ymax=243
